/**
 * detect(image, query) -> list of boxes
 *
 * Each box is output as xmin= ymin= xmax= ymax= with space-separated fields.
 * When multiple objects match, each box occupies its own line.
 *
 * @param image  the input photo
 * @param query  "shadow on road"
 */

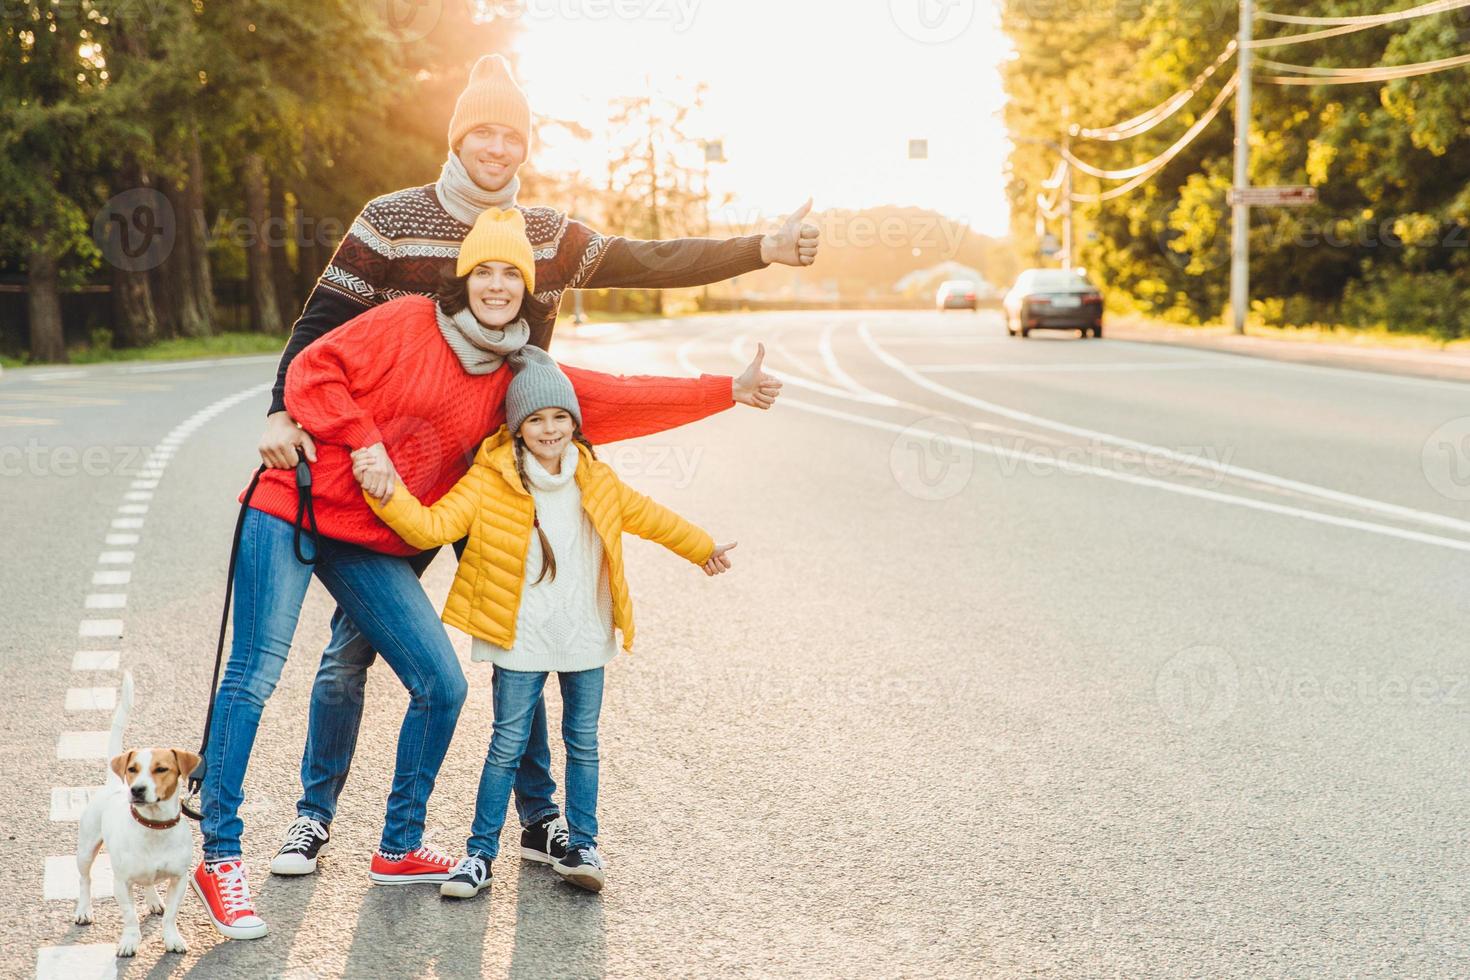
xmin=509 ymin=864 xmax=605 ymax=979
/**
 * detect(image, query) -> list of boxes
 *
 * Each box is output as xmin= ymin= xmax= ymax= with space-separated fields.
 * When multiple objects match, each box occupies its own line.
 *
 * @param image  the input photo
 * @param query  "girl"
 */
xmin=360 ymin=348 xmax=735 ymax=897
xmin=194 ymin=206 xmax=768 ymax=940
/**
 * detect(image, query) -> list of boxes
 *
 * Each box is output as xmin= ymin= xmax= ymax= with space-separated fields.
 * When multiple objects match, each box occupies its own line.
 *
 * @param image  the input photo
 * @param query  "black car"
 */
xmin=1003 ymin=269 xmax=1104 ymax=338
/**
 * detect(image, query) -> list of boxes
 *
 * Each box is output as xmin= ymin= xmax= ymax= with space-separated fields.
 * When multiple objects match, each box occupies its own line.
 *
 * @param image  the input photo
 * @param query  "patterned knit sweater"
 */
xmin=269 ymin=184 xmax=769 ymax=414
xmin=250 ymin=295 xmax=733 ymax=556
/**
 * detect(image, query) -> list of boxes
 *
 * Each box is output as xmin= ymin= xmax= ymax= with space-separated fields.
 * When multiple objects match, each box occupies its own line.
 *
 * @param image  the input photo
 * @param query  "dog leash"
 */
xmin=182 ymin=459 xmax=318 ymax=822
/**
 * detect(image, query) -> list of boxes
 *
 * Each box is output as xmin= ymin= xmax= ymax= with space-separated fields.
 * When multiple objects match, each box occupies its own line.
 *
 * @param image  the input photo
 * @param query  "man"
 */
xmin=258 ymin=54 xmax=819 ymax=881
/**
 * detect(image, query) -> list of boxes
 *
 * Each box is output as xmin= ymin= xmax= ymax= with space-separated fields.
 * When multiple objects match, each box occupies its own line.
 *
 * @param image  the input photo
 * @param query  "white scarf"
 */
xmin=435 ymin=151 xmax=520 ymax=226
xmin=435 ymin=301 xmax=530 ymax=375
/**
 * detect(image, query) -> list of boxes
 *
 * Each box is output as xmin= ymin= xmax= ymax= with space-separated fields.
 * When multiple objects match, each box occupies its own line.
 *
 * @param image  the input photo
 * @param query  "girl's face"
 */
xmin=466 ymin=261 xmax=525 ymax=328
xmin=519 ymin=408 xmax=576 ymax=466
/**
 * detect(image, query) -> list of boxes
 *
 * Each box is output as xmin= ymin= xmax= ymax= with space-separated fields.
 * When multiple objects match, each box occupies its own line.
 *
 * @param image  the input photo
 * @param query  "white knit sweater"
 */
xmin=471 ymin=443 xmax=618 ymax=673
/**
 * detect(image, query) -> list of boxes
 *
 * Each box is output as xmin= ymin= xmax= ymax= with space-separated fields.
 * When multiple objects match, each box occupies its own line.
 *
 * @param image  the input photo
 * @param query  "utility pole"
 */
xmin=1062 ymin=105 xmax=1074 ymax=270
xmin=1230 ymin=0 xmax=1253 ymax=334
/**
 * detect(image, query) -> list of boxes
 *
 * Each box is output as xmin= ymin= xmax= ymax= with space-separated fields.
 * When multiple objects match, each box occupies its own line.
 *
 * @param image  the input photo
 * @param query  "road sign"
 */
xmin=1228 ymin=185 xmax=1317 ymax=207
xmin=908 ymin=139 xmax=928 ymax=160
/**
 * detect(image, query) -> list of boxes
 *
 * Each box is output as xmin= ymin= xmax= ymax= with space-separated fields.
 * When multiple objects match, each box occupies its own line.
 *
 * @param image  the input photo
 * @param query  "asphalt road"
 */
xmin=7 ymin=310 xmax=1470 ymax=978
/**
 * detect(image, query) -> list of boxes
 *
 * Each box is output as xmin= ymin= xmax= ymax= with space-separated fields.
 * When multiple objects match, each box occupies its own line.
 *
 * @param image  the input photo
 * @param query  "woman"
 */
xmin=193 ymin=208 xmax=777 ymax=940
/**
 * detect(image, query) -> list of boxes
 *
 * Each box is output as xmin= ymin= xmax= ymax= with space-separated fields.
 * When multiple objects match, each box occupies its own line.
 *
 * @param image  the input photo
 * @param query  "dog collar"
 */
xmin=130 ymin=805 xmax=181 ymax=831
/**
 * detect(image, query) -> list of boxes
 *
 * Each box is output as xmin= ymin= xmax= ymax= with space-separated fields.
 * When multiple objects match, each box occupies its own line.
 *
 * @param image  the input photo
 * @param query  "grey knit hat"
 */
xmin=505 ymin=345 xmax=582 ymax=434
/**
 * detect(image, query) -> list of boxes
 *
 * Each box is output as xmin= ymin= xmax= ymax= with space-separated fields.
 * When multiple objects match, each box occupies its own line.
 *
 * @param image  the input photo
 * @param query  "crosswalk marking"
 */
xmin=78 ymin=620 xmax=123 ymax=638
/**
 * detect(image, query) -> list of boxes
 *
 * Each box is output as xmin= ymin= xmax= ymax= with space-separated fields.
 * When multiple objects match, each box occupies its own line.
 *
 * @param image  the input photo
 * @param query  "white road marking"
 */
xmin=78 ymin=620 xmax=123 ymax=638
xmin=820 ymin=320 xmax=893 ymax=398
xmin=44 ymin=854 xmax=111 ymax=901
xmin=117 ymin=504 xmax=148 ymax=515
xmin=50 ymin=786 xmax=102 ymax=821
xmin=913 ymin=360 xmax=1234 ymax=373
xmin=65 ymin=688 xmax=117 ymax=712
xmin=858 ymin=323 xmax=1470 ymax=539
xmin=110 ymin=518 xmax=144 ymax=530
xmin=84 ymin=594 xmax=126 ymax=609
xmin=124 ymin=491 xmax=152 ymax=501
xmin=104 ymin=534 xmax=139 ymax=546
xmin=782 ymin=396 xmax=1470 ymax=555
xmin=130 ymin=479 xmax=158 ymax=490
xmin=72 ymin=651 xmax=119 ymax=671
xmin=35 ymin=944 xmax=118 ymax=980
xmin=97 ymin=551 xmax=134 ymax=564
xmin=91 ymin=570 xmax=131 ymax=586
xmin=28 ymin=370 xmax=89 ymax=381
xmin=57 ymin=731 xmax=111 ymax=760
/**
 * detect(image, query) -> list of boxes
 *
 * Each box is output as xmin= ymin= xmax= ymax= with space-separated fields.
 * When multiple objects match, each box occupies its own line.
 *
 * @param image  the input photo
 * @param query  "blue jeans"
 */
xmin=201 ymin=509 xmax=468 ymax=859
xmin=468 ymin=666 xmax=604 ymax=859
xmin=295 ymin=542 xmax=560 ymax=830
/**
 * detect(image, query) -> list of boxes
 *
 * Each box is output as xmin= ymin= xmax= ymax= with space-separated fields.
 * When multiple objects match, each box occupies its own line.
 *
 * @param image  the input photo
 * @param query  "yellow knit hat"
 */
xmin=456 ymin=207 xmax=535 ymax=291
xmin=448 ymin=54 xmax=531 ymax=150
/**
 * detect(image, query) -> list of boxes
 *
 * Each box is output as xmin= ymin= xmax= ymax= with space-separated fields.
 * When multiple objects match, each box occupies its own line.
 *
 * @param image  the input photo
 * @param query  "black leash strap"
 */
xmin=183 ymin=459 xmax=318 ymax=821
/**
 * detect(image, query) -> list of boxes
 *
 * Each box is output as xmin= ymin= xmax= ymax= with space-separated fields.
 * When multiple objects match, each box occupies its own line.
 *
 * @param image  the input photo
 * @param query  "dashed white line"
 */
xmin=97 ymin=551 xmax=134 ymax=564
xmin=104 ymin=533 xmax=139 ymax=546
xmin=130 ymin=479 xmax=158 ymax=490
xmin=65 ymin=688 xmax=117 ymax=712
xmin=110 ymin=518 xmax=144 ymax=530
xmin=49 ymin=786 xmax=101 ymax=821
xmin=91 ymin=571 xmax=130 ymax=586
xmin=84 ymin=595 xmax=126 ymax=610
xmin=78 ymin=620 xmax=123 ymax=638
xmin=56 ymin=731 xmax=111 ymax=760
xmin=72 ymin=651 xmax=119 ymax=671
xmin=117 ymin=504 xmax=148 ymax=515
xmin=35 ymin=943 xmax=118 ymax=980
xmin=43 ymin=854 xmax=111 ymax=900
xmin=123 ymin=491 xmax=152 ymax=501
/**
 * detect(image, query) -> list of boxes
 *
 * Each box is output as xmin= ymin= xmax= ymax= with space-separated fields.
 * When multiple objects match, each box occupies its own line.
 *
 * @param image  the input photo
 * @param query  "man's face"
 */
xmin=457 ymin=124 xmax=527 ymax=192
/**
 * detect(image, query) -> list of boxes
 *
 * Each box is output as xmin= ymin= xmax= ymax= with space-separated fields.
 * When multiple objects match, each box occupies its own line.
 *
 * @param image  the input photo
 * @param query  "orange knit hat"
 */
xmin=448 ymin=54 xmax=531 ymax=150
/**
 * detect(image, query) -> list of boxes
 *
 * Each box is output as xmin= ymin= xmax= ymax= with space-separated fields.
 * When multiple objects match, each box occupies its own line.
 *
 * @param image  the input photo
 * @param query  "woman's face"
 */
xmin=466 ymin=261 xmax=526 ymax=328
xmin=518 ymin=408 xmax=576 ymax=466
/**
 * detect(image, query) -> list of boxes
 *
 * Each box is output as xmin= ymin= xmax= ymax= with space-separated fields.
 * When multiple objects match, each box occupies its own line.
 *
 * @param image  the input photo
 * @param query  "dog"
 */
xmin=73 ymin=671 xmax=200 ymax=957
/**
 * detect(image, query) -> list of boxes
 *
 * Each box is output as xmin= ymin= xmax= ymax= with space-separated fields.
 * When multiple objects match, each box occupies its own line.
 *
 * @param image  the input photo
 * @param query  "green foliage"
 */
xmin=1002 ymin=0 xmax=1470 ymax=335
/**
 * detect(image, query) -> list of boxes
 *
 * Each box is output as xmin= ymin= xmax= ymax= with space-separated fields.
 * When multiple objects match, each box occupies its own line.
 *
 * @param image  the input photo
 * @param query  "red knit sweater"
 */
xmin=245 ymin=295 xmax=733 ymax=556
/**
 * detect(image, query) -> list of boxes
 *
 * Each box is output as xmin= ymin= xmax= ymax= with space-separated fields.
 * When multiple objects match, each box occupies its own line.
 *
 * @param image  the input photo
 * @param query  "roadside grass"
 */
xmin=2 ymin=331 xmax=287 ymax=368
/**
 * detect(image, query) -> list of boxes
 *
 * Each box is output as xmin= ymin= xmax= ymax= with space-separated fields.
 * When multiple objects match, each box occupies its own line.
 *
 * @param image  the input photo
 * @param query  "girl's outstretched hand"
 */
xmin=702 ymin=541 xmax=737 ymax=576
xmin=352 ymin=442 xmax=398 ymax=505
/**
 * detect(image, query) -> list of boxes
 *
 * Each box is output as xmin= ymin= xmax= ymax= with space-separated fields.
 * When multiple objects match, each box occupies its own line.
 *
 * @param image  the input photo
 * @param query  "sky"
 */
xmin=511 ymin=0 xmax=1014 ymax=237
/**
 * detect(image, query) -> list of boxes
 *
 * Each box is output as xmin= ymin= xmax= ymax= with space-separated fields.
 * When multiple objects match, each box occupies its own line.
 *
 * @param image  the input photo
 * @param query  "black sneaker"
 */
xmin=520 ymin=814 xmax=568 ymax=865
xmin=553 ymin=846 xmax=606 ymax=893
xmin=269 ymin=816 xmax=330 ymax=876
xmin=440 ymin=854 xmax=492 ymax=899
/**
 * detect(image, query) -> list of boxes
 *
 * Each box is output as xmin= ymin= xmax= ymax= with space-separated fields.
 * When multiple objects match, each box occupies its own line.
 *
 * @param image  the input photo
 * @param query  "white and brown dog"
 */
xmin=73 ymin=671 xmax=200 ymax=957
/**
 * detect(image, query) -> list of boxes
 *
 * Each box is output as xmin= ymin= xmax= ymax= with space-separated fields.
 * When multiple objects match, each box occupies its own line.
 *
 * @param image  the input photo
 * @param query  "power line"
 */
xmin=1256 ymin=0 xmax=1470 ymax=27
xmin=1065 ymin=72 xmax=1240 ymax=185
xmin=1069 ymin=73 xmax=1241 ymax=203
xmin=1247 ymin=0 xmax=1470 ymax=48
xmin=1262 ymin=50 xmax=1470 ymax=84
xmin=1074 ymin=42 xmax=1237 ymax=142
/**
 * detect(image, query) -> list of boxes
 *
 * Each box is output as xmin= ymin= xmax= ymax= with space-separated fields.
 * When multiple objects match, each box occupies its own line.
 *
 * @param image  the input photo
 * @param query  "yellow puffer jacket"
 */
xmin=367 ymin=426 xmax=714 ymax=653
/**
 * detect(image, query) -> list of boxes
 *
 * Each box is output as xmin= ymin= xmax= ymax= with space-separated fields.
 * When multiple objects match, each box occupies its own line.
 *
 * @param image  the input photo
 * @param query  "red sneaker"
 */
xmin=191 ymin=860 xmax=268 ymax=940
xmin=369 ymin=845 xmax=458 ymax=885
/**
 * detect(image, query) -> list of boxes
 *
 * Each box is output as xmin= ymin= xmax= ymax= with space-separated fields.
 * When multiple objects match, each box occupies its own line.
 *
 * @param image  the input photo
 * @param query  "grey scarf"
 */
xmin=436 ymin=302 xmax=530 ymax=375
xmin=435 ymin=151 xmax=520 ymax=226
